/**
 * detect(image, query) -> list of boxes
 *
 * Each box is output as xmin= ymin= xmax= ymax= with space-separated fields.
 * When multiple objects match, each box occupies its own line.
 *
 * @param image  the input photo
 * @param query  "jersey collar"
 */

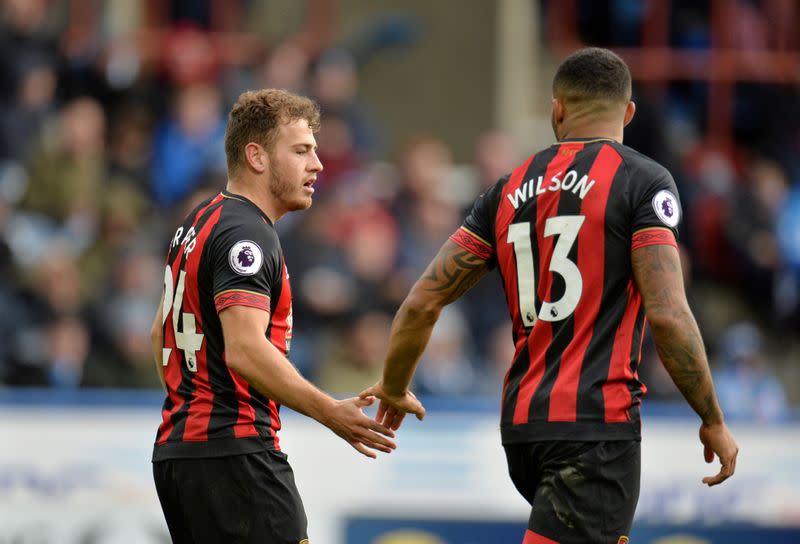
xmin=220 ymin=190 xmax=274 ymax=225
xmin=554 ymin=137 xmax=617 ymax=145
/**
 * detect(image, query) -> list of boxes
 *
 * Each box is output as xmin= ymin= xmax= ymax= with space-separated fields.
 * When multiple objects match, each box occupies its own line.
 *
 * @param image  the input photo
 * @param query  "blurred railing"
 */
xmin=543 ymin=0 xmax=800 ymax=148
xmin=1 ymin=388 xmax=798 ymax=421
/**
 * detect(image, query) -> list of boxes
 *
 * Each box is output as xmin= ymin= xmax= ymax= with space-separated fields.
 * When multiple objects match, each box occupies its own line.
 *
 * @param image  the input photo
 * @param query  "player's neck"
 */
xmin=226 ymin=178 xmax=285 ymax=223
xmin=559 ymin=121 xmax=624 ymax=143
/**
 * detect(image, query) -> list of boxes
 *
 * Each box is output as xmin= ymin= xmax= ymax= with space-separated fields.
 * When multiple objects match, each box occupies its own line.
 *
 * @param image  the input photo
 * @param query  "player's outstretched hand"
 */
xmin=325 ymin=396 xmax=397 ymax=459
xmin=698 ymin=421 xmax=739 ymax=486
xmin=359 ymin=382 xmax=426 ymax=431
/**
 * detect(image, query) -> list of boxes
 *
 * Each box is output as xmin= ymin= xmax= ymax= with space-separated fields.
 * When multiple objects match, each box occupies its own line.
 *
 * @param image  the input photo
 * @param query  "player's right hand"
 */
xmin=359 ymin=382 xmax=426 ymax=431
xmin=326 ymin=396 xmax=397 ymax=459
xmin=698 ymin=421 xmax=739 ymax=486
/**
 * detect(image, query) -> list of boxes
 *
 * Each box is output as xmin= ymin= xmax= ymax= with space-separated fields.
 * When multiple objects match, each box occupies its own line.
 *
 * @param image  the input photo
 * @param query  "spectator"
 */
xmin=713 ymin=321 xmax=789 ymax=423
xmin=22 ymin=96 xmax=106 ymax=225
xmin=776 ymin=183 xmax=800 ymax=328
xmin=46 ymin=315 xmax=90 ymax=388
xmin=316 ymin=310 xmax=391 ymax=395
xmin=413 ymin=306 xmax=478 ymax=396
xmin=725 ymin=159 xmax=788 ymax=314
xmin=100 ymin=245 xmax=163 ymax=385
xmin=107 ymin=102 xmax=155 ymax=189
xmin=310 ymin=48 xmax=382 ymax=158
xmin=0 ymin=54 xmax=57 ymax=161
xmin=151 ymin=83 xmax=227 ymax=207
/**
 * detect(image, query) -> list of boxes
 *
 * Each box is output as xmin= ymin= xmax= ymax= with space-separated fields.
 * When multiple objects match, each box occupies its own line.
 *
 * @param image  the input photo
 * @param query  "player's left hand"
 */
xmin=359 ymin=381 xmax=425 ymax=430
xmin=698 ymin=421 xmax=739 ymax=486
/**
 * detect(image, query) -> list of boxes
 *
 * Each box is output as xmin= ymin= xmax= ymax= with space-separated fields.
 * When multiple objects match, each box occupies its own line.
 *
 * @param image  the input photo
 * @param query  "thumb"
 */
xmin=356 ymin=395 xmax=375 ymax=408
xmin=704 ymin=445 xmax=714 ymax=463
xmin=358 ymin=388 xmax=372 ymax=399
xmin=414 ymin=403 xmax=426 ymax=421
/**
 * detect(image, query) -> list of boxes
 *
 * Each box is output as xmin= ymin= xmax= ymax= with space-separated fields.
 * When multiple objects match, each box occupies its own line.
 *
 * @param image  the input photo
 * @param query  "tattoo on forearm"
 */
xmin=421 ymin=243 xmax=489 ymax=302
xmin=381 ymin=241 xmax=489 ymax=391
xmin=633 ymin=245 xmax=721 ymax=424
xmin=652 ymin=323 xmax=716 ymax=421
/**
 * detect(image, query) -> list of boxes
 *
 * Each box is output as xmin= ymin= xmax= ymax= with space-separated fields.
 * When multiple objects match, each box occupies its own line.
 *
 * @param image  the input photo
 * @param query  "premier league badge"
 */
xmin=229 ymin=240 xmax=263 ymax=275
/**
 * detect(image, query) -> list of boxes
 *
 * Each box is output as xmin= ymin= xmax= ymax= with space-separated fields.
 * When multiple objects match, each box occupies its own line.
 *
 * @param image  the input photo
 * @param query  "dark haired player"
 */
xmin=362 ymin=48 xmax=738 ymax=544
xmin=150 ymin=89 xmax=396 ymax=544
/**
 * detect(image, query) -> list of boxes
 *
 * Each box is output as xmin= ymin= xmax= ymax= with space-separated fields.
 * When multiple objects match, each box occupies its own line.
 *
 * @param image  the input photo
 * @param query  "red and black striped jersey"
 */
xmin=450 ymin=138 xmax=681 ymax=443
xmin=152 ymin=190 xmax=293 ymax=461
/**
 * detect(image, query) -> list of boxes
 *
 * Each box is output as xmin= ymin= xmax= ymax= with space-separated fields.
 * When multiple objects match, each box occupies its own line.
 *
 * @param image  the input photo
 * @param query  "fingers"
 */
xmin=389 ymin=410 xmax=407 ymax=431
xmin=702 ymin=449 xmax=738 ymax=486
xmin=381 ymin=400 xmax=424 ymax=428
xmin=404 ymin=391 xmax=426 ymax=421
xmin=376 ymin=401 xmax=389 ymax=426
xmin=375 ymin=397 xmax=424 ymax=427
xmin=698 ymin=423 xmax=739 ymax=486
xmin=357 ymin=435 xmax=395 ymax=454
xmin=352 ymin=416 xmax=398 ymax=454
xmin=702 ymin=461 xmax=734 ymax=486
xmin=349 ymin=440 xmax=376 ymax=459
xmin=366 ymin=419 xmax=396 ymax=442
xmin=348 ymin=428 xmax=396 ymax=458
xmin=380 ymin=405 xmax=411 ymax=430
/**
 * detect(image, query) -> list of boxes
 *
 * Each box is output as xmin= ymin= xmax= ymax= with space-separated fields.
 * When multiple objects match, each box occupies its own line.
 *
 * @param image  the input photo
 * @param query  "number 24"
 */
xmin=162 ymin=266 xmax=204 ymax=372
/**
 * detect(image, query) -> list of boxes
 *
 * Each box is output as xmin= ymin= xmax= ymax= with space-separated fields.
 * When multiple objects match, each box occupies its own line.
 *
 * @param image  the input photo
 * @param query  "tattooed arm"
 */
xmin=632 ymin=243 xmax=721 ymax=424
xmin=632 ymin=241 xmax=738 ymax=486
xmin=382 ymin=240 xmax=490 ymax=391
xmin=360 ymin=240 xmax=491 ymax=428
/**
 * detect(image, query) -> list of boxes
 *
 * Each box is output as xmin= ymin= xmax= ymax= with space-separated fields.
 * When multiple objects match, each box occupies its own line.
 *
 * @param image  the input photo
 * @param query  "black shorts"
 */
xmin=504 ymin=440 xmax=640 ymax=544
xmin=153 ymin=450 xmax=308 ymax=544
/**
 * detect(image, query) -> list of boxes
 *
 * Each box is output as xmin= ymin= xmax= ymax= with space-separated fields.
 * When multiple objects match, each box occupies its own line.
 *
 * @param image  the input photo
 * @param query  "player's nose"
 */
xmin=309 ymin=151 xmax=323 ymax=172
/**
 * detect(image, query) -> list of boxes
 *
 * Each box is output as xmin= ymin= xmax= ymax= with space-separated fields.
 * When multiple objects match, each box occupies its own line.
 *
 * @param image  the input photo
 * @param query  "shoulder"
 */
xmin=212 ymin=202 xmax=281 ymax=262
xmin=216 ymin=199 xmax=278 ymax=238
xmin=612 ymin=142 xmax=673 ymax=183
xmin=486 ymin=173 xmax=512 ymax=199
xmin=468 ymin=173 xmax=512 ymax=212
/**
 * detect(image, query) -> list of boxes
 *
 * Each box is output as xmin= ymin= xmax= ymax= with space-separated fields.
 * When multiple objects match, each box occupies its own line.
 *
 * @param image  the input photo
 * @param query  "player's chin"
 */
xmin=287 ymin=195 xmax=313 ymax=211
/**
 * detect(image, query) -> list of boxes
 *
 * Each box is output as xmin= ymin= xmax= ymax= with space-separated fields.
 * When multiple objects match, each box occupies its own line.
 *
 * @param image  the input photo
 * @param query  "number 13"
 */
xmin=507 ymin=216 xmax=585 ymax=326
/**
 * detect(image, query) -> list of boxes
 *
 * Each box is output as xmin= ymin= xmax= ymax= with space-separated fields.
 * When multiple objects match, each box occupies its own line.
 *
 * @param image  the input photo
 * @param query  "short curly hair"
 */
xmin=224 ymin=89 xmax=321 ymax=174
xmin=553 ymin=47 xmax=631 ymax=108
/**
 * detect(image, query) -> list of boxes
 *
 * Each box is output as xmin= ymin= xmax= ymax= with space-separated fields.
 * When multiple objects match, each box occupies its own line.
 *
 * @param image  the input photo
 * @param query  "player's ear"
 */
xmin=623 ymin=100 xmax=636 ymax=127
xmin=244 ymin=142 xmax=268 ymax=174
xmin=552 ymin=97 xmax=565 ymax=125
xmin=551 ymin=97 xmax=566 ymax=140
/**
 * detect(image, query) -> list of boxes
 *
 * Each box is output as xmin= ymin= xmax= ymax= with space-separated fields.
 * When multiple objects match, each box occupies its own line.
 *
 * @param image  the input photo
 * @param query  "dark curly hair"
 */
xmin=552 ymin=47 xmax=631 ymax=108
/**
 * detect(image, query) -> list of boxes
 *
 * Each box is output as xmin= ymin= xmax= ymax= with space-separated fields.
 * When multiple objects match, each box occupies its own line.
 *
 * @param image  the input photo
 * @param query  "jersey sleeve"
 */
xmin=449 ymin=176 xmax=506 ymax=267
xmin=209 ymin=220 xmax=281 ymax=314
xmin=630 ymin=168 xmax=682 ymax=251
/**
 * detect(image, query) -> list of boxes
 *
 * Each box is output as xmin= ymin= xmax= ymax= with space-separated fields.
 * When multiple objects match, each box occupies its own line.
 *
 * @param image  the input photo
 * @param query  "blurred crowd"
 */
xmin=0 ymin=0 xmax=796 ymax=422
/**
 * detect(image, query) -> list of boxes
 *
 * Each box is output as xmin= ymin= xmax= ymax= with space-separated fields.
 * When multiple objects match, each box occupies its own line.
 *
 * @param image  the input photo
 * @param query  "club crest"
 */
xmin=229 ymin=240 xmax=263 ymax=275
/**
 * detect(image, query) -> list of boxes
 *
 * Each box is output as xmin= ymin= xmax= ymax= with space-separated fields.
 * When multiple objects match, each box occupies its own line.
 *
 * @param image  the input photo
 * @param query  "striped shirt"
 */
xmin=451 ymin=138 xmax=681 ymax=443
xmin=153 ymin=190 xmax=292 ymax=460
